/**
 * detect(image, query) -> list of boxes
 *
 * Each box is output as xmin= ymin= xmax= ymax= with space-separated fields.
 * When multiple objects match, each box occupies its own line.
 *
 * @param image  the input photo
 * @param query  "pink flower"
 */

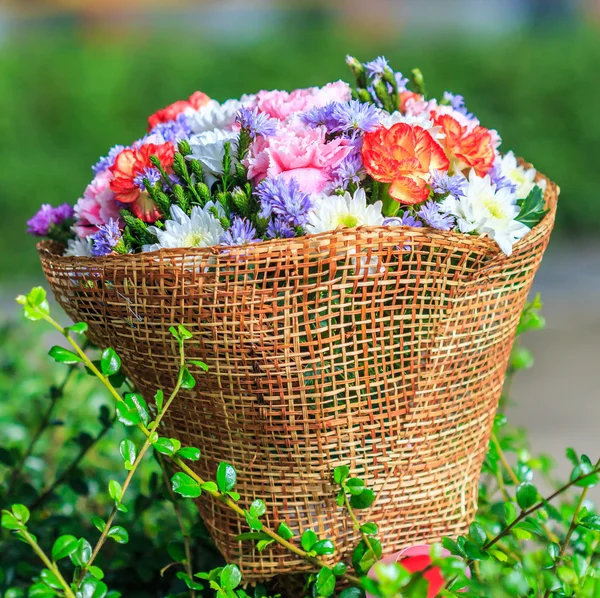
xmin=255 ymin=81 xmax=351 ymax=121
xmin=74 ymin=169 xmax=123 ymax=237
xmin=245 ymin=123 xmax=352 ymax=193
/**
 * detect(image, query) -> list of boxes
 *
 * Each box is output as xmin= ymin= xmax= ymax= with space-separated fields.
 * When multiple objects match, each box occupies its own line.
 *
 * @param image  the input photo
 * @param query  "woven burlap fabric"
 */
xmin=38 ymin=173 xmax=557 ymax=581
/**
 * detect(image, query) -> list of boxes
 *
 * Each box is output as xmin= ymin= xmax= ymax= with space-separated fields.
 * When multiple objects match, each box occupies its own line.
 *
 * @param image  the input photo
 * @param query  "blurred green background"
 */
xmin=1 ymin=0 xmax=600 ymax=283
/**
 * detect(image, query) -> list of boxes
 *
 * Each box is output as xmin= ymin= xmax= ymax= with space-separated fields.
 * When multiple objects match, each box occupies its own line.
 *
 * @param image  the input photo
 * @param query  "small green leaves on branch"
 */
xmin=16 ymin=287 xmax=50 ymax=321
xmin=101 ymin=348 xmax=121 ymax=376
xmin=516 ymin=186 xmax=548 ymax=229
xmin=171 ymin=472 xmax=202 ymax=498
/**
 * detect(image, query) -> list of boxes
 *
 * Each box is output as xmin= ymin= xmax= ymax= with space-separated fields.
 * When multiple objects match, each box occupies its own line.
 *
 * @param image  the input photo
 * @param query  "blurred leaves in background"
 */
xmin=1 ymin=24 xmax=599 ymax=281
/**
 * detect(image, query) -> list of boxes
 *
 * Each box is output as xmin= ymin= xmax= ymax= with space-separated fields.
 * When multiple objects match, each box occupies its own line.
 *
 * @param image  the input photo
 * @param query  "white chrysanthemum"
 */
xmin=186 ymin=99 xmax=244 ymax=134
xmin=64 ymin=236 xmax=92 ymax=257
xmin=440 ymin=169 xmax=530 ymax=256
xmin=187 ymin=129 xmax=238 ymax=187
xmin=499 ymin=151 xmax=541 ymax=199
xmin=143 ymin=205 xmax=224 ymax=252
xmin=379 ymin=110 xmax=444 ymax=141
xmin=306 ymin=188 xmax=384 ymax=234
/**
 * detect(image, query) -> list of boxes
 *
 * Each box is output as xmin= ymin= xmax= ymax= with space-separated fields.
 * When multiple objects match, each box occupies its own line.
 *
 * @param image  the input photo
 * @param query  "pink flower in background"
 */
xmin=246 ymin=123 xmax=352 ymax=193
xmin=255 ymin=81 xmax=351 ymax=121
xmin=74 ymin=169 xmax=123 ymax=237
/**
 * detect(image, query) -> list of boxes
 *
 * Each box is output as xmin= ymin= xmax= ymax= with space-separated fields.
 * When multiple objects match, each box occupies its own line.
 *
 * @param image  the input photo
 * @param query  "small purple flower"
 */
xmin=27 ymin=203 xmax=74 ymax=236
xmin=443 ymin=92 xmax=473 ymax=118
xmin=90 ymin=219 xmax=122 ymax=256
xmin=92 ymin=145 xmax=126 ymax=175
xmin=417 ymin=200 xmax=455 ymax=231
xmin=329 ymin=100 xmax=381 ymax=134
xmin=149 ymin=113 xmax=192 ymax=144
xmin=266 ymin=217 xmax=295 ymax=240
xmin=365 ymin=56 xmax=390 ymax=80
xmin=489 ymin=161 xmax=516 ymax=193
xmin=384 ymin=214 xmax=423 ymax=228
xmin=133 ymin=167 xmax=162 ymax=190
xmin=332 ymin=152 xmax=366 ymax=189
xmin=395 ymin=72 xmax=409 ymax=93
xmin=236 ymin=106 xmax=278 ymax=138
xmin=430 ymin=170 xmax=467 ymax=197
xmin=221 ymin=217 xmax=261 ymax=246
xmin=255 ymin=176 xmax=312 ymax=227
xmin=300 ymin=103 xmax=337 ymax=129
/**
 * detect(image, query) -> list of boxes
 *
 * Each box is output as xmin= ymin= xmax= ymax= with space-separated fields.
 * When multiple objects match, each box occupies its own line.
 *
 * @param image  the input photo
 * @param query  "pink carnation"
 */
xmin=74 ymin=169 xmax=123 ymax=237
xmin=246 ymin=123 xmax=352 ymax=193
xmin=255 ymin=81 xmax=351 ymax=121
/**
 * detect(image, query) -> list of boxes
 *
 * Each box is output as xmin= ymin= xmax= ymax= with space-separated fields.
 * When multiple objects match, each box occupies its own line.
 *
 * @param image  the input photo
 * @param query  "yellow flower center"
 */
xmin=185 ymin=232 xmax=208 ymax=247
xmin=483 ymin=197 xmax=506 ymax=220
xmin=337 ymin=214 xmax=360 ymax=228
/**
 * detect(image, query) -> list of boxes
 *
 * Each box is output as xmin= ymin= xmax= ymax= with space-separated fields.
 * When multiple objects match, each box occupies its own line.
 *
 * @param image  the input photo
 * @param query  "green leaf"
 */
xmin=91 ymin=516 xmax=106 ymax=532
xmin=11 ymin=504 xmax=30 ymax=525
xmin=78 ymin=576 xmax=108 ymax=598
xmin=16 ymin=287 xmax=50 ymax=321
xmin=442 ymin=537 xmax=465 ymax=557
xmin=256 ymin=539 xmax=274 ymax=552
xmin=116 ymin=403 xmax=139 ymax=427
xmin=123 ymin=393 xmax=150 ymax=426
xmin=107 ymin=526 xmax=129 ymax=544
xmin=301 ymin=529 xmax=318 ymax=552
xmin=332 ymin=562 xmax=347 ymax=577
xmin=249 ymin=499 xmax=266 ymax=517
xmin=153 ymin=437 xmax=177 ymax=456
xmin=338 ymin=588 xmax=364 ymax=598
xmin=180 ymin=367 xmax=196 ymax=389
xmin=66 ymin=322 xmax=88 ymax=334
xmin=580 ymin=514 xmax=600 ymax=531
xmin=88 ymin=566 xmax=105 ymax=580
xmin=245 ymin=511 xmax=263 ymax=531
xmin=40 ymin=569 xmax=62 ymax=589
xmin=333 ymin=465 xmax=350 ymax=485
xmin=220 ymin=564 xmax=241 ymax=591
xmin=154 ymin=390 xmax=164 ymax=413
xmin=360 ymin=522 xmax=378 ymax=535
xmin=27 ymin=584 xmax=55 ymax=598
xmin=101 ymin=348 xmax=121 ymax=376
xmin=201 ymin=481 xmax=218 ymax=493
xmin=176 ymin=447 xmax=201 ymax=461
xmin=48 ymin=345 xmax=82 ymax=365
xmin=345 ymin=478 xmax=365 ymax=495
xmin=469 ymin=522 xmax=487 ymax=547
xmin=349 ymin=488 xmax=375 ymax=509
xmin=277 ymin=522 xmax=294 ymax=540
xmin=316 ymin=567 xmax=336 ymax=598
xmin=504 ymin=502 xmax=518 ymax=524
xmin=171 ymin=472 xmax=202 ymax=498
xmin=177 ymin=324 xmax=193 ymax=340
xmin=515 ymin=185 xmax=548 ymax=228
xmin=167 ymin=541 xmax=187 ymax=563
xmin=463 ymin=540 xmax=489 ymax=561
xmin=313 ymin=539 xmax=335 ymax=555
xmin=189 ymin=359 xmax=209 ymax=372
xmin=352 ymin=537 xmax=383 ymax=575
xmin=119 ymin=439 xmax=136 ymax=468
xmin=516 ymin=482 xmax=539 ymax=510
xmin=51 ymin=535 xmax=78 ymax=561
xmin=176 ymin=572 xmax=204 ymax=591
xmin=70 ymin=538 xmax=92 ymax=567
xmin=216 ymin=462 xmax=237 ymax=492
xmin=108 ymin=480 xmax=123 ymax=503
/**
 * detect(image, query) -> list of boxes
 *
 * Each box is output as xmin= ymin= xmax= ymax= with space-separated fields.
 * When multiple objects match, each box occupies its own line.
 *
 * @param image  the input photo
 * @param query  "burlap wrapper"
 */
xmin=38 ymin=171 xmax=557 ymax=580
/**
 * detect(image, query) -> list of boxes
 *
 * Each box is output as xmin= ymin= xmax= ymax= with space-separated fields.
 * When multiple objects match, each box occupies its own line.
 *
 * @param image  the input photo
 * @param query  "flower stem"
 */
xmin=343 ymin=493 xmax=377 ymax=560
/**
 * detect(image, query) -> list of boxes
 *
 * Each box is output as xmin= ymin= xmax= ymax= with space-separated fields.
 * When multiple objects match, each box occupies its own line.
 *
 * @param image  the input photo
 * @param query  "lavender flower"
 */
xmin=443 ymin=92 xmax=473 ymax=118
xmin=299 ymin=104 xmax=336 ymax=129
xmin=255 ymin=176 xmax=312 ymax=227
xmin=92 ymin=145 xmax=126 ymax=175
xmin=27 ymin=203 xmax=74 ymax=236
xmin=489 ymin=161 xmax=517 ymax=193
xmin=235 ymin=106 xmax=278 ymax=138
xmin=149 ymin=113 xmax=192 ymax=144
xmin=220 ymin=217 xmax=261 ymax=246
xmin=133 ymin=167 xmax=161 ymax=190
xmin=383 ymin=214 xmax=423 ymax=228
xmin=417 ymin=200 xmax=455 ymax=231
xmin=266 ymin=217 xmax=295 ymax=239
xmin=430 ymin=170 xmax=467 ymax=197
xmin=365 ymin=56 xmax=390 ymax=80
xmin=332 ymin=151 xmax=366 ymax=189
xmin=91 ymin=219 xmax=122 ymax=256
xmin=395 ymin=72 xmax=409 ymax=93
xmin=329 ymin=100 xmax=381 ymax=134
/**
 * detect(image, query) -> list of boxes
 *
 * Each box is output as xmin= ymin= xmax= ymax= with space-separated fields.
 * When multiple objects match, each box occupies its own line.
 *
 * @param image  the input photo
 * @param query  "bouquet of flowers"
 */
xmin=28 ymin=56 xmax=547 ymax=260
xmin=31 ymin=56 xmax=557 ymax=580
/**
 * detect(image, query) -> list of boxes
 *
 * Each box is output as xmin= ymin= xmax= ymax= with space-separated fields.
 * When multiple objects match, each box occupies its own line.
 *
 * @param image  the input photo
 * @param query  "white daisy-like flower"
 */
xmin=499 ymin=151 xmax=540 ymax=199
xmin=379 ymin=110 xmax=444 ymax=141
xmin=64 ymin=236 xmax=92 ymax=257
xmin=440 ymin=169 xmax=530 ymax=256
xmin=143 ymin=205 xmax=224 ymax=252
xmin=186 ymin=99 xmax=244 ymax=134
xmin=306 ymin=188 xmax=384 ymax=234
xmin=187 ymin=129 xmax=238 ymax=187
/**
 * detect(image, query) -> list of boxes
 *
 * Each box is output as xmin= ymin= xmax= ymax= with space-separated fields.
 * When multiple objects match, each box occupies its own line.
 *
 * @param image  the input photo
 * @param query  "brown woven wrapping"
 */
xmin=38 ymin=171 xmax=557 ymax=581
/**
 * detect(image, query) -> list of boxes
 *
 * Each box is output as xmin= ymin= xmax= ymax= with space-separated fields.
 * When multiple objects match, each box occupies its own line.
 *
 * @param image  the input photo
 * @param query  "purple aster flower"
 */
xmin=417 ymin=200 xmax=455 ymax=231
xmin=255 ymin=176 xmax=312 ymax=227
xmin=92 ymin=145 xmax=126 ymax=175
xmin=384 ymin=214 xmax=423 ymax=228
xmin=90 ymin=219 xmax=122 ymax=257
xmin=489 ymin=161 xmax=516 ymax=193
xmin=365 ymin=56 xmax=390 ymax=80
xmin=442 ymin=92 xmax=473 ymax=118
xmin=332 ymin=151 xmax=366 ymax=189
xmin=299 ymin=103 xmax=337 ymax=129
xmin=235 ymin=106 xmax=278 ymax=138
xmin=133 ymin=166 xmax=162 ymax=190
xmin=221 ymin=217 xmax=261 ymax=246
xmin=395 ymin=72 xmax=409 ymax=93
xmin=149 ymin=113 xmax=191 ymax=144
xmin=329 ymin=100 xmax=381 ymax=134
xmin=430 ymin=170 xmax=467 ymax=197
xmin=266 ymin=217 xmax=295 ymax=240
xmin=27 ymin=203 xmax=74 ymax=236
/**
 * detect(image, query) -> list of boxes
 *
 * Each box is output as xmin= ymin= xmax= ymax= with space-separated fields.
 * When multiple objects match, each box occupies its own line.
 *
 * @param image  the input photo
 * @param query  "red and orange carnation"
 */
xmin=147 ymin=91 xmax=210 ymax=130
xmin=433 ymin=113 xmax=495 ymax=176
xmin=361 ymin=123 xmax=449 ymax=205
xmin=109 ymin=143 xmax=175 ymax=222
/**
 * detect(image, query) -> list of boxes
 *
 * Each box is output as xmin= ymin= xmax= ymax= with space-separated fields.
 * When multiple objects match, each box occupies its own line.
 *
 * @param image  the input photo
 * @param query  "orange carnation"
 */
xmin=433 ymin=113 xmax=495 ymax=176
xmin=147 ymin=91 xmax=210 ymax=130
xmin=361 ymin=123 xmax=450 ymax=205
